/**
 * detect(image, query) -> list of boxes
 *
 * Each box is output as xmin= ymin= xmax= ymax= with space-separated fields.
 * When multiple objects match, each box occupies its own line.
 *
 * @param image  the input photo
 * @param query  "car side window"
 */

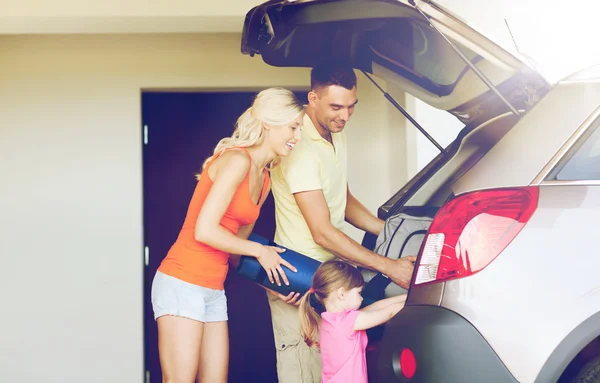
xmin=553 ymin=123 xmax=600 ymax=181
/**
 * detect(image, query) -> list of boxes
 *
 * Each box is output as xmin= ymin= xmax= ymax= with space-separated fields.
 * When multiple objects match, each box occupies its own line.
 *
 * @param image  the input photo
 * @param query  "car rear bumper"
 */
xmin=366 ymin=305 xmax=518 ymax=382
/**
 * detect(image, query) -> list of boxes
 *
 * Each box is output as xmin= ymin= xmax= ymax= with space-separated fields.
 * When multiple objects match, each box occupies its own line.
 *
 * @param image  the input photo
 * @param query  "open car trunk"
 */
xmin=241 ymin=0 xmax=550 ymax=127
xmin=242 ymin=0 xmax=553 ymax=282
xmin=240 ymin=0 xmax=550 ymax=292
xmin=241 ymin=0 xmax=551 ymax=258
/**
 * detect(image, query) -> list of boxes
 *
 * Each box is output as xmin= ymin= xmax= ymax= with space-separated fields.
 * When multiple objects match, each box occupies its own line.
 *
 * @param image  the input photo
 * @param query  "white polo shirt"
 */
xmin=270 ymin=113 xmax=348 ymax=262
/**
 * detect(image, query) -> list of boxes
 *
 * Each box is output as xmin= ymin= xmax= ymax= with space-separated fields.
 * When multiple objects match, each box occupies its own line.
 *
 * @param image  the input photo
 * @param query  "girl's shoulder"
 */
xmin=321 ymin=310 xmax=362 ymax=337
xmin=321 ymin=309 xmax=360 ymax=324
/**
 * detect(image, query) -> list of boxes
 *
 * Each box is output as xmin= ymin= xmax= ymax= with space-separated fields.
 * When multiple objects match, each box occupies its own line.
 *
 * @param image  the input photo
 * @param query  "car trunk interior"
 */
xmin=364 ymin=111 xmax=521 ymax=252
xmin=412 ymin=114 xmax=519 ymax=205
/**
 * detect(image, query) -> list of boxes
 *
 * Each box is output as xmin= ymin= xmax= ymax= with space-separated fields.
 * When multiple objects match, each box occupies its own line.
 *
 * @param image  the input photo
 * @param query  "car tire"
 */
xmin=571 ymin=355 xmax=600 ymax=383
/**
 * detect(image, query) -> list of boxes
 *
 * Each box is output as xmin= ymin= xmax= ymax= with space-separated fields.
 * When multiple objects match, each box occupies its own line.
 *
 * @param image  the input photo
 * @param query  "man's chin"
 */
xmin=330 ymin=124 xmax=345 ymax=133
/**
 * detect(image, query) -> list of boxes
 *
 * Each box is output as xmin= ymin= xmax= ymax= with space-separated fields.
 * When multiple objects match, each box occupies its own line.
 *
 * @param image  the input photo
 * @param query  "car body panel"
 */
xmin=452 ymin=81 xmax=600 ymax=196
xmin=440 ymin=185 xmax=600 ymax=382
xmin=366 ymin=305 xmax=518 ymax=382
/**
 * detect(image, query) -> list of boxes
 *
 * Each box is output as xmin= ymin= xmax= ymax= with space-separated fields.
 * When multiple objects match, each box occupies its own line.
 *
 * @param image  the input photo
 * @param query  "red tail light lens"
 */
xmin=400 ymin=348 xmax=417 ymax=379
xmin=415 ymin=187 xmax=539 ymax=285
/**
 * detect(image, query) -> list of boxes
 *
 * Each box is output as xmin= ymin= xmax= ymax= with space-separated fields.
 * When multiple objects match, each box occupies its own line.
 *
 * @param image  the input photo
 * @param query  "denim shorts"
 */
xmin=151 ymin=271 xmax=228 ymax=323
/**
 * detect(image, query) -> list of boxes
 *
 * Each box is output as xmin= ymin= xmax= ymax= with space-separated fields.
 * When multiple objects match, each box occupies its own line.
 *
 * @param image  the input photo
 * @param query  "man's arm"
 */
xmin=294 ymin=190 xmax=415 ymax=289
xmin=345 ymin=186 xmax=385 ymax=236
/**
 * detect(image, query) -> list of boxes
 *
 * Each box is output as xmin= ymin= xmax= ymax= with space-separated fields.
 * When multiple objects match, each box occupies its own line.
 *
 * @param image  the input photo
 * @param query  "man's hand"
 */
xmin=385 ymin=256 xmax=417 ymax=290
xmin=267 ymin=289 xmax=302 ymax=307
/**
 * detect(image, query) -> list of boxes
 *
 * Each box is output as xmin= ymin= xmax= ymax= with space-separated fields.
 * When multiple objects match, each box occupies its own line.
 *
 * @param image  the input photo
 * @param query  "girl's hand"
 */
xmin=256 ymin=245 xmax=297 ymax=286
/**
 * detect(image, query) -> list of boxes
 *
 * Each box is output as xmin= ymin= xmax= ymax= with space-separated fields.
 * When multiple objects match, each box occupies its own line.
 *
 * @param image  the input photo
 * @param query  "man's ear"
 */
xmin=307 ymin=90 xmax=319 ymax=107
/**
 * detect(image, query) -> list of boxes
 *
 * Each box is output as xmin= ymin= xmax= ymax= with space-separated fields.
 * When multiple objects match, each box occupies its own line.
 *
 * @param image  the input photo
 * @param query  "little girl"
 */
xmin=299 ymin=259 xmax=407 ymax=383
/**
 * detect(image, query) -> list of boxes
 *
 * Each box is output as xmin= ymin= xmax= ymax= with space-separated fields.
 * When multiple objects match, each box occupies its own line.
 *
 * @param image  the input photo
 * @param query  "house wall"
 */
xmin=0 ymin=0 xmax=265 ymax=34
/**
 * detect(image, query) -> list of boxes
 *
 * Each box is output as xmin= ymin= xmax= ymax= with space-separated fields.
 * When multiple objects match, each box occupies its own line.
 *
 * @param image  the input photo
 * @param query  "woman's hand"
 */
xmin=256 ymin=245 xmax=297 ymax=286
xmin=279 ymin=291 xmax=302 ymax=307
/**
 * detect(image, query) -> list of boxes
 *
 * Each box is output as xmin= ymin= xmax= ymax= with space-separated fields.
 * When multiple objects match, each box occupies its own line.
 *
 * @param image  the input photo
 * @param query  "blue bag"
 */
xmin=236 ymin=233 xmax=321 ymax=296
xmin=236 ymin=233 xmax=377 ymax=306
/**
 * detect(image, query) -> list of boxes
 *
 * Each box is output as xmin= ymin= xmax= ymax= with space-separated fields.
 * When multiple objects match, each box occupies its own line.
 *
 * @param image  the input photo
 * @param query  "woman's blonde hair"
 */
xmin=198 ymin=87 xmax=304 ymax=178
xmin=299 ymin=259 xmax=365 ymax=348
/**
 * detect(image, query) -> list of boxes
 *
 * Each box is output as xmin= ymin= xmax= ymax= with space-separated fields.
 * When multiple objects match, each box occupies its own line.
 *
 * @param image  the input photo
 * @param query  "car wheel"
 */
xmin=571 ymin=355 xmax=600 ymax=383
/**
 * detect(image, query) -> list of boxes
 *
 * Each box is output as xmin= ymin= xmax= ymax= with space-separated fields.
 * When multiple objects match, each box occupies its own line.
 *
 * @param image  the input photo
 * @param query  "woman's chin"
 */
xmin=277 ymin=147 xmax=292 ymax=157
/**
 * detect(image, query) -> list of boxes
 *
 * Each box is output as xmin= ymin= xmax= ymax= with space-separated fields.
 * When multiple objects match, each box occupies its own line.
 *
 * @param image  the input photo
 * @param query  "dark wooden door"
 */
xmin=142 ymin=91 xmax=305 ymax=383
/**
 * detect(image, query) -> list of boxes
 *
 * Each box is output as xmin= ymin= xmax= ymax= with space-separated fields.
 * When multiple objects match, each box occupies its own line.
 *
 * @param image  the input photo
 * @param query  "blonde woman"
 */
xmin=151 ymin=88 xmax=304 ymax=383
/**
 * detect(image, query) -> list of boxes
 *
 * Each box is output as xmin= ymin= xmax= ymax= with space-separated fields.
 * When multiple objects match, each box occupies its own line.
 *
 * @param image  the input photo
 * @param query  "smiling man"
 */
xmin=268 ymin=63 xmax=416 ymax=383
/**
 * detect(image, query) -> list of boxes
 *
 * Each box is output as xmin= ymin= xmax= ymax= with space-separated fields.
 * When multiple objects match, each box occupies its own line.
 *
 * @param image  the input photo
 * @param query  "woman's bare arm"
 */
xmin=194 ymin=151 xmax=295 ymax=285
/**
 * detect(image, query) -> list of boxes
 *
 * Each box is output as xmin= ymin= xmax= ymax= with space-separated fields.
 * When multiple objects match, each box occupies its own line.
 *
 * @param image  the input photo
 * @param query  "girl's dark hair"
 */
xmin=298 ymin=259 xmax=365 ymax=347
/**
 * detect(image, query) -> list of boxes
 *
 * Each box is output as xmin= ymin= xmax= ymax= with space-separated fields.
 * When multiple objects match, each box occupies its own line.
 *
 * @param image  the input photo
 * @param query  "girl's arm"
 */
xmin=361 ymin=294 xmax=407 ymax=313
xmin=194 ymin=151 xmax=295 ymax=286
xmin=353 ymin=294 xmax=407 ymax=331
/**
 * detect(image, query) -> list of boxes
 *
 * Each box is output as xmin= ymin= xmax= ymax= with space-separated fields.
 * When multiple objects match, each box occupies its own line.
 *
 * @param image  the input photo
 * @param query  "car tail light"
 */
xmin=399 ymin=348 xmax=416 ymax=379
xmin=393 ymin=347 xmax=417 ymax=380
xmin=414 ymin=187 xmax=539 ymax=285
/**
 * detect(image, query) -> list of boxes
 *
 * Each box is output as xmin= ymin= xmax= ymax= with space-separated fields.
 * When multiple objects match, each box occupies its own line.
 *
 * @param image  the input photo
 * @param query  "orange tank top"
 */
xmin=157 ymin=148 xmax=270 ymax=290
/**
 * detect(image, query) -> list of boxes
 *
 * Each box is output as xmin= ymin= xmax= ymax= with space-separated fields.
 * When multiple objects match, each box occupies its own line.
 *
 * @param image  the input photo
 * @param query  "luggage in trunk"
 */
xmin=362 ymin=213 xmax=432 ymax=299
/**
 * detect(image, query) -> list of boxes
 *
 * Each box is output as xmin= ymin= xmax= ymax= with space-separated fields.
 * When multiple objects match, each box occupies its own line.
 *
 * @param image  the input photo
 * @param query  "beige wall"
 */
xmin=0 ymin=0 xmax=261 ymax=16
xmin=0 ymin=0 xmax=266 ymax=34
xmin=343 ymin=77 xmax=411 ymax=239
xmin=0 ymin=32 xmax=405 ymax=382
xmin=410 ymin=97 xmax=464 ymax=177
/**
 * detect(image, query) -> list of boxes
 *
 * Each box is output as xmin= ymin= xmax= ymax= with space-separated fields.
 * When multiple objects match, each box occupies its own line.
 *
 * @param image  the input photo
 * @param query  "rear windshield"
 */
xmin=368 ymin=19 xmax=480 ymax=96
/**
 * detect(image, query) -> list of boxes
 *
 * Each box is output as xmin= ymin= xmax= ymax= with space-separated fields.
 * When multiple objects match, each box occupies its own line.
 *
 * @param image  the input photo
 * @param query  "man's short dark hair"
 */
xmin=310 ymin=63 xmax=357 ymax=92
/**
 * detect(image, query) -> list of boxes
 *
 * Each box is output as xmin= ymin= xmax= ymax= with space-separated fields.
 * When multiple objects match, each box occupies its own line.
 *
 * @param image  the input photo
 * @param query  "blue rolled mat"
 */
xmin=236 ymin=233 xmax=321 ymax=296
xmin=236 ymin=233 xmax=377 ymax=306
